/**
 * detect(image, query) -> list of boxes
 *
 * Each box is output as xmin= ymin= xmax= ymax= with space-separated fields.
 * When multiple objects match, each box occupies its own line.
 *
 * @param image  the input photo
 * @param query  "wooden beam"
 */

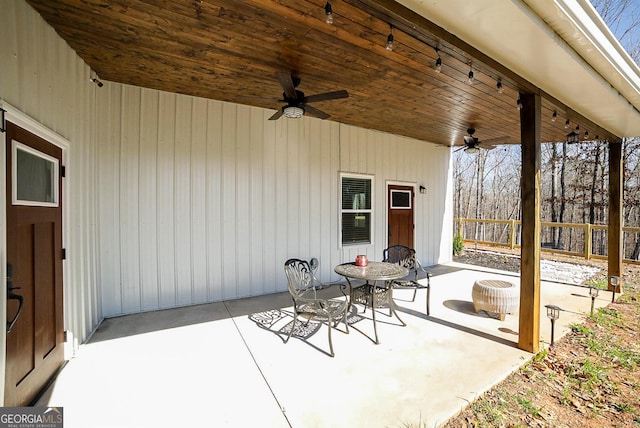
xmin=518 ymin=92 xmax=541 ymax=353
xmin=343 ymin=0 xmax=620 ymax=143
xmin=608 ymin=141 xmax=624 ymax=294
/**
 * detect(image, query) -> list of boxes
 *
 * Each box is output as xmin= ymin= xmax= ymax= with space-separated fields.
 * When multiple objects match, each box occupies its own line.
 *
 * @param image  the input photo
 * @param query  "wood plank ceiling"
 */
xmin=26 ymin=0 xmax=618 ymax=148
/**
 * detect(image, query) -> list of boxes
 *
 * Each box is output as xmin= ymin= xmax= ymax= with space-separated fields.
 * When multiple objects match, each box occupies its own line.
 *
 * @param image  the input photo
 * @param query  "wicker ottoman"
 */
xmin=472 ymin=280 xmax=518 ymax=320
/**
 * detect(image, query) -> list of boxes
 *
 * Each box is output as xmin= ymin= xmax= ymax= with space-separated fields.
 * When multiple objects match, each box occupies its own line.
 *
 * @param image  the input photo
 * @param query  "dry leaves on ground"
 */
xmin=443 ymin=251 xmax=640 ymax=428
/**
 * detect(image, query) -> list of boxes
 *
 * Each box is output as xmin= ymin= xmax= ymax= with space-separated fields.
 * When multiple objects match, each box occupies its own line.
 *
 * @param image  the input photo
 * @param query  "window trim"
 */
xmin=12 ymin=139 xmax=60 ymax=207
xmin=390 ymin=189 xmax=412 ymax=209
xmin=339 ymin=172 xmax=374 ymax=247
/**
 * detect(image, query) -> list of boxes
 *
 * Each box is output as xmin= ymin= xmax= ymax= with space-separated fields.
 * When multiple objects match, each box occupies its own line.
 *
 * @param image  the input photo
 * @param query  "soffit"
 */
xmin=25 ymin=0 xmax=630 ymax=149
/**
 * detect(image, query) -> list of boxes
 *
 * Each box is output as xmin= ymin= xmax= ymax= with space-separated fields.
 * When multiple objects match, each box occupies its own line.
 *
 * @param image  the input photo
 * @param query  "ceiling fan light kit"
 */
xmin=267 ymin=72 xmax=349 ymax=121
xmin=464 ymin=146 xmax=480 ymax=154
xmin=456 ymin=127 xmax=508 ymax=154
xmin=284 ymin=106 xmax=304 ymax=119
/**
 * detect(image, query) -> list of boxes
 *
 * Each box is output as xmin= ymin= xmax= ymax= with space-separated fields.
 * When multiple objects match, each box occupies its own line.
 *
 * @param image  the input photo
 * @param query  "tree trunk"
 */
xmin=473 ymin=152 xmax=487 ymax=241
xmin=549 ymin=143 xmax=558 ymax=246
xmin=557 ymin=141 xmax=567 ymax=250
xmin=589 ymin=144 xmax=601 ymax=225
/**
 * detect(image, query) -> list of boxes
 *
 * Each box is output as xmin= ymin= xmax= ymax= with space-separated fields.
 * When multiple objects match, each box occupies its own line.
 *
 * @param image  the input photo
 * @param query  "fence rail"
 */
xmin=455 ymin=218 xmax=640 ymax=264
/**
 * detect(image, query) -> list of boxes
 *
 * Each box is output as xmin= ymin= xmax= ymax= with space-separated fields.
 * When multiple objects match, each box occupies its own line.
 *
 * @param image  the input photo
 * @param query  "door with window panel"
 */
xmin=5 ymin=122 xmax=64 ymax=406
xmin=388 ymin=185 xmax=414 ymax=248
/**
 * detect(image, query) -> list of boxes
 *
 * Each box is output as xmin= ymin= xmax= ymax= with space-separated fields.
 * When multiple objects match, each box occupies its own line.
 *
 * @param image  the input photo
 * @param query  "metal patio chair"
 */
xmin=283 ymin=258 xmax=349 ymax=357
xmin=382 ymin=245 xmax=432 ymax=316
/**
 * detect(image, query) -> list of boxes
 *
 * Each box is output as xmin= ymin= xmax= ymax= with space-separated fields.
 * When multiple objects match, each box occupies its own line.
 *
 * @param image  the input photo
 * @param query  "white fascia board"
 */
xmin=529 ymin=0 xmax=640 ymax=108
xmin=397 ymin=0 xmax=640 ymax=138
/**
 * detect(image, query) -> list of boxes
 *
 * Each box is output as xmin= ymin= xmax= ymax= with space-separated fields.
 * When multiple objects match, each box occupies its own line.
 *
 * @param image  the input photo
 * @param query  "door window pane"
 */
xmin=13 ymin=141 xmax=59 ymax=206
xmin=391 ymin=190 xmax=412 ymax=209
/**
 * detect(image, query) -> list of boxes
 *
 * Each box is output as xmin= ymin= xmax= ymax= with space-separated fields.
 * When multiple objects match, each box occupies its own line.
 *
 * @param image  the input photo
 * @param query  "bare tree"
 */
xmin=591 ymin=0 xmax=640 ymax=62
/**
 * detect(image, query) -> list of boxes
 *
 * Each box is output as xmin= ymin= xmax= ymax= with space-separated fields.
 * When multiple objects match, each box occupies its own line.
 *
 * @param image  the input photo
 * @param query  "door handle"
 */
xmin=6 ymin=264 xmax=24 ymax=334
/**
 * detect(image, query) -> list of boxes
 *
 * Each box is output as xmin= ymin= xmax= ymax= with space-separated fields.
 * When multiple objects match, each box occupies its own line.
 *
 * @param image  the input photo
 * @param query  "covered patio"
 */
xmin=2 ymin=0 xmax=640 ymax=410
xmin=36 ymin=262 xmax=613 ymax=427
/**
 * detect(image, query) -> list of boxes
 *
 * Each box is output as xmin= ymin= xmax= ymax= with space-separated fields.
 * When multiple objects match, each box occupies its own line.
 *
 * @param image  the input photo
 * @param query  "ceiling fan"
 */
xmin=266 ymin=72 xmax=349 ymax=120
xmin=455 ymin=128 xmax=509 ymax=153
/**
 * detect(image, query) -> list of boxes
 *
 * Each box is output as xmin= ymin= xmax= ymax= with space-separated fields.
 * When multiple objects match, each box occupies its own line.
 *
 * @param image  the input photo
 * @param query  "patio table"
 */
xmin=334 ymin=261 xmax=408 ymax=344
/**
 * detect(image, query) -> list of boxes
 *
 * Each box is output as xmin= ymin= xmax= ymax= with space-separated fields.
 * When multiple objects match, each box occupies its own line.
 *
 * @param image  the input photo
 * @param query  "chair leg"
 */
xmin=327 ymin=315 xmax=335 ymax=357
xmin=426 ymin=285 xmax=431 ymax=316
xmin=285 ymin=311 xmax=297 ymax=343
xmin=411 ymin=288 xmax=417 ymax=302
xmin=343 ymin=308 xmax=349 ymax=334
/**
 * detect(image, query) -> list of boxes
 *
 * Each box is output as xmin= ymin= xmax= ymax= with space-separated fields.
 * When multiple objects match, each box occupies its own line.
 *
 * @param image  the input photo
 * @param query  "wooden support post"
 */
xmin=518 ymin=92 xmax=541 ymax=353
xmin=585 ymin=223 xmax=592 ymax=260
xmin=608 ymin=141 xmax=623 ymax=294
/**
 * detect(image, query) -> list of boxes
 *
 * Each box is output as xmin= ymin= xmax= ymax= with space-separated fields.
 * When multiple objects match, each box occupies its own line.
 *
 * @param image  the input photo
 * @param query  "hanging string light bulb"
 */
xmin=324 ymin=2 xmax=333 ymax=24
xmin=467 ymin=63 xmax=474 ymax=84
xmin=386 ymin=25 xmax=394 ymax=51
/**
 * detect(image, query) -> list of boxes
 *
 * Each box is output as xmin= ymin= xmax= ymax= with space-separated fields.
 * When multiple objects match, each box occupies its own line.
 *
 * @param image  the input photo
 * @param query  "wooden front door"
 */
xmin=388 ymin=185 xmax=414 ymax=248
xmin=5 ymin=122 xmax=64 ymax=406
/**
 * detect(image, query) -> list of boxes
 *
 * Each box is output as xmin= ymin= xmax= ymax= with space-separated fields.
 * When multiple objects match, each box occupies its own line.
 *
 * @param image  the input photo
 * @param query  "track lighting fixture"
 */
xmin=552 ymin=111 xmax=557 ymax=122
xmin=467 ymin=64 xmax=474 ymax=84
xmin=324 ymin=2 xmax=333 ymax=24
xmin=386 ymin=25 xmax=394 ymax=51
xmin=496 ymin=79 xmax=503 ymax=93
xmin=434 ymin=48 xmax=442 ymax=73
xmin=564 ymin=119 xmax=570 ymax=129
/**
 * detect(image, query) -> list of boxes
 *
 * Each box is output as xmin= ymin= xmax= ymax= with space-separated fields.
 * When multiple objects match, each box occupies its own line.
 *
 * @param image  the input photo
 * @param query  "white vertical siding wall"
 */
xmin=0 ymin=1 xmax=101 ymax=347
xmin=97 ymin=86 xmax=452 ymax=317
xmin=1 ymin=1 xmax=453 ymax=329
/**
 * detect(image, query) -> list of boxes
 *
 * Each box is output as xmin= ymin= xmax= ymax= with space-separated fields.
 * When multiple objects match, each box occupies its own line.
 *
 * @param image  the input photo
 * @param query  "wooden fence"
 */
xmin=454 ymin=218 xmax=640 ymax=264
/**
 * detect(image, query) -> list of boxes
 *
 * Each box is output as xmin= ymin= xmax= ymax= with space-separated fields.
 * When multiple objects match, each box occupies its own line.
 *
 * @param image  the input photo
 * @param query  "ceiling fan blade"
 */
xmin=301 ymin=90 xmax=349 ymax=104
xmin=268 ymin=107 xmax=284 ymax=120
xmin=454 ymin=146 xmax=466 ymax=152
xmin=237 ymin=95 xmax=283 ymax=103
xmin=463 ymin=135 xmax=475 ymax=145
xmin=303 ymin=105 xmax=330 ymax=120
xmin=480 ymin=136 xmax=510 ymax=148
xmin=276 ymin=72 xmax=298 ymax=100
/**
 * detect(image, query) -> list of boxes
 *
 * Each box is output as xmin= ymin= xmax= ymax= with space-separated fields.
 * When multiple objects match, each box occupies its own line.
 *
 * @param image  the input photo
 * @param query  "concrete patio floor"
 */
xmin=36 ymin=262 xmax=613 ymax=428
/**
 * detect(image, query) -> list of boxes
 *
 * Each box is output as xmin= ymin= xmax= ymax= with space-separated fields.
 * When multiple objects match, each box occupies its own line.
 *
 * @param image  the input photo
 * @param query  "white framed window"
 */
xmin=12 ymin=140 xmax=59 ymax=207
xmin=340 ymin=173 xmax=373 ymax=246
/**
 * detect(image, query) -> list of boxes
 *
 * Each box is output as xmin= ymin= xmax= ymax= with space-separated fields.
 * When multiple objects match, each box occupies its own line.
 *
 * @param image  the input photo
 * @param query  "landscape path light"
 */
xmin=609 ymin=275 xmax=620 ymax=303
xmin=589 ymin=286 xmax=599 ymax=317
xmin=545 ymin=304 xmax=561 ymax=346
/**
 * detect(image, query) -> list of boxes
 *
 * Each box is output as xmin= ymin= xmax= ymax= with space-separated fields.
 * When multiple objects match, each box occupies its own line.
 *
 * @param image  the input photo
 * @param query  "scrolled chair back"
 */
xmin=284 ymin=258 xmax=315 ymax=299
xmin=383 ymin=245 xmax=416 ymax=269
